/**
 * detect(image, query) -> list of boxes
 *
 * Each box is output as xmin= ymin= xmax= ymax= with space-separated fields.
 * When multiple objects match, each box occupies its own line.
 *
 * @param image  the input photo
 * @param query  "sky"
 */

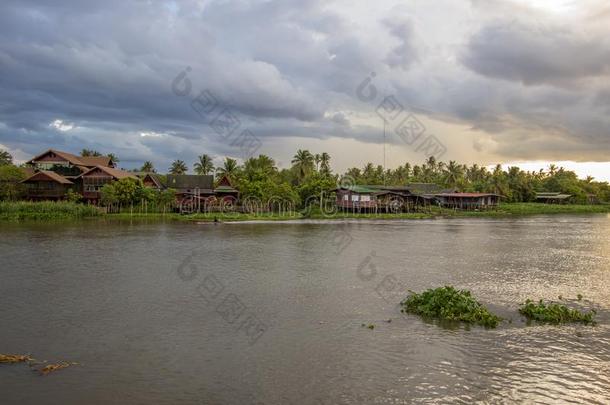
xmin=0 ymin=0 xmax=609 ymax=180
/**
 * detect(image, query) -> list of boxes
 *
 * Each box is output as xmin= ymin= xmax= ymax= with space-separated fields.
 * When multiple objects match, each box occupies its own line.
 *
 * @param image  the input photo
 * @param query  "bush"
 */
xmin=400 ymin=286 xmax=501 ymax=328
xmin=0 ymin=201 xmax=101 ymax=221
xmin=518 ymin=299 xmax=596 ymax=325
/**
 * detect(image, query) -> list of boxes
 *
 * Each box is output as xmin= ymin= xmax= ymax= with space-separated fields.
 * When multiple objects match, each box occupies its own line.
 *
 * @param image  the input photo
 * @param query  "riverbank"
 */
xmin=1 ymin=201 xmax=609 ymax=222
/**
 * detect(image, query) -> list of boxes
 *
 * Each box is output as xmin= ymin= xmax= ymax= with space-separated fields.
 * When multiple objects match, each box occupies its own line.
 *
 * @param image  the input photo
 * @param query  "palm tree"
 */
xmin=216 ymin=157 xmax=239 ymax=179
xmin=314 ymin=154 xmax=321 ymax=171
xmin=443 ymin=160 xmax=464 ymax=189
xmin=169 ymin=160 xmax=188 ymax=175
xmin=291 ymin=149 xmax=315 ymax=180
xmin=141 ymin=161 xmax=155 ymax=173
xmin=107 ymin=153 xmax=120 ymax=164
xmin=319 ymin=152 xmax=331 ymax=174
xmin=0 ymin=149 xmax=12 ymax=166
xmin=194 ymin=154 xmax=214 ymax=175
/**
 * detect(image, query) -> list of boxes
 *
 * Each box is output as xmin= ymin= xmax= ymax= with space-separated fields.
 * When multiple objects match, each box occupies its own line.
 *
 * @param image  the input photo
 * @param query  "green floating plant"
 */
xmin=518 ymin=299 xmax=596 ymax=325
xmin=400 ymin=286 xmax=501 ymax=328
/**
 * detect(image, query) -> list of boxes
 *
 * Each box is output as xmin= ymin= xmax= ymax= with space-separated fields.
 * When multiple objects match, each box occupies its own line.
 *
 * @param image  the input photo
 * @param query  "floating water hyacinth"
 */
xmin=400 ymin=286 xmax=501 ymax=328
xmin=518 ymin=299 xmax=596 ymax=325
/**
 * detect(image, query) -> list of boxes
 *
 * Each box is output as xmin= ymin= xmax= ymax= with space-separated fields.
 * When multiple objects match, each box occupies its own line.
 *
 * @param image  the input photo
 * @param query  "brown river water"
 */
xmin=1 ymin=215 xmax=609 ymax=404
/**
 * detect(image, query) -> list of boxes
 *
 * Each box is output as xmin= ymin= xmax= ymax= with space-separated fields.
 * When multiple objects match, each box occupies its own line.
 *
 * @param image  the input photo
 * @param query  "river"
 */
xmin=1 ymin=215 xmax=609 ymax=404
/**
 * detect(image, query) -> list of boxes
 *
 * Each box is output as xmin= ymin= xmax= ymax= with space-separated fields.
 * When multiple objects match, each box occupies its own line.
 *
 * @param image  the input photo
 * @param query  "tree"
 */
xmin=65 ymin=189 xmax=83 ymax=203
xmin=81 ymin=149 xmax=102 ymax=157
xmin=291 ymin=149 xmax=315 ymax=181
xmin=0 ymin=165 xmax=25 ymax=200
xmin=216 ymin=157 xmax=239 ymax=179
xmin=242 ymin=155 xmax=277 ymax=182
xmin=100 ymin=183 xmax=118 ymax=207
xmin=156 ymin=188 xmax=176 ymax=214
xmin=169 ymin=160 xmax=188 ymax=175
xmin=141 ymin=161 xmax=155 ymax=173
xmin=0 ymin=149 xmax=13 ymax=166
xmin=194 ymin=154 xmax=214 ymax=175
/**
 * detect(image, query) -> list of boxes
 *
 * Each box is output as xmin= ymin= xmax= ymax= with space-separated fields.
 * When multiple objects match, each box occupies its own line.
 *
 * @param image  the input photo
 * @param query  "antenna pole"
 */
xmin=383 ymin=120 xmax=386 ymax=185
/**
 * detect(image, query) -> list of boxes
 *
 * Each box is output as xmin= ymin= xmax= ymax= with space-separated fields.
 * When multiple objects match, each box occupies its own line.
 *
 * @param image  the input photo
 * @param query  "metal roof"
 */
xmin=166 ymin=174 xmax=214 ymax=190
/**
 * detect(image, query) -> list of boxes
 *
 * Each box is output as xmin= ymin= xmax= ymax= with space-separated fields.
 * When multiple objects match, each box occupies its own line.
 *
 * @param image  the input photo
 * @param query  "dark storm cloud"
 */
xmin=461 ymin=20 xmax=610 ymax=85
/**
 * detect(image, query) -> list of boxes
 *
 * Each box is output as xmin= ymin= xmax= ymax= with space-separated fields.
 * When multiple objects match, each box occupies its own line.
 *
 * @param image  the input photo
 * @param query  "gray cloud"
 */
xmin=461 ymin=20 xmax=610 ymax=85
xmin=0 ymin=0 xmax=608 ymax=171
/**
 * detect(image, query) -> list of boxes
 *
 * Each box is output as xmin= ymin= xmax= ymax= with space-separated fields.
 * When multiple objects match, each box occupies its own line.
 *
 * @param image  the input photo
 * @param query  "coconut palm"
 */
xmin=169 ymin=159 xmax=188 ymax=175
xmin=141 ymin=161 xmax=155 ymax=173
xmin=107 ymin=153 xmax=120 ymax=164
xmin=319 ymin=152 xmax=331 ymax=174
xmin=443 ymin=160 xmax=465 ymax=189
xmin=291 ymin=149 xmax=315 ymax=180
xmin=216 ymin=157 xmax=239 ymax=179
xmin=193 ymin=154 xmax=214 ymax=175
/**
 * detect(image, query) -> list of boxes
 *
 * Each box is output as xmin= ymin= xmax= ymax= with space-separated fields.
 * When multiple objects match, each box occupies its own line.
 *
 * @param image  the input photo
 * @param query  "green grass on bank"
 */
xmin=477 ymin=202 xmax=610 ymax=216
xmin=0 ymin=201 xmax=102 ymax=221
xmin=1 ymin=201 xmax=609 ymax=222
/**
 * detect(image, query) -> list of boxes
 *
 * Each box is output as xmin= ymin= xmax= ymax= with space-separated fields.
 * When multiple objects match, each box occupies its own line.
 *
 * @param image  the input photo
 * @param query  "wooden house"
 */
xmin=20 ymin=170 xmax=74 ymax=200
xmin=139 ymin=173 xmax=164 ymax=190
xmin=214 ymin=175 xmax=239 ymax=202
xmin=335 ymin=183 xmax=451 ymax=213
xmin=434 ymin=193 xmax=501 ymax=209
xmin=78 ymin=166 xmax=138 ymax=204
xmin=21 ymin=149 xmax=133 ymax=203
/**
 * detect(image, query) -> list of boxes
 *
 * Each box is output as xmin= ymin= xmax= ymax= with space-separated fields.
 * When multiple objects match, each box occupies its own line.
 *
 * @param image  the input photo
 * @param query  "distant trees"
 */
xmin=194 ymin=154 xmax=214 ymax=175
xmin=169 ymin=160 xmax=188 ymax=175
xmin=81 ymin=149 xmax=102 ymax=157
xmin=341 ymin=158 xmax=610 ymax=203
xmin=0 ymin=149 xmax=12 ymax=166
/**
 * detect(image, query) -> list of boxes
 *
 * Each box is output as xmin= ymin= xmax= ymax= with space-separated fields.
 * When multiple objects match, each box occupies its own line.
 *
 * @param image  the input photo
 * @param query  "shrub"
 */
xmin=0 ymin=201 xmax=101 ymax=221
xmin=401 ymin=286 xmax=501 ymax=328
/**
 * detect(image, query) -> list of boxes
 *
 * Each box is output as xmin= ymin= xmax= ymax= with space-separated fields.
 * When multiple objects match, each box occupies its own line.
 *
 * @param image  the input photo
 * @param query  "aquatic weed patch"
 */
xmin=518 ymin=299 xmax=596 ymax=325
xmin=400 ymin=286 xmax=501 ymax=328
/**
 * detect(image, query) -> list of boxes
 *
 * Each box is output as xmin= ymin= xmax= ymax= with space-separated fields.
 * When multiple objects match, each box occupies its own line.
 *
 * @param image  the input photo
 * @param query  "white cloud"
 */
xmin=49 ymin=119 xmax=76 ymax=132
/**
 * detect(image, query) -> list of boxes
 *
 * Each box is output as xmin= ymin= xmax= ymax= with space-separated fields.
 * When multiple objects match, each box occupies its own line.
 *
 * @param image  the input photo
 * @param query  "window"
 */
xmin=343 ymin=194 xmax=349 ymax=201
xmin=351 ymin=194 xmax=359 ymax=202
xmin=361 ymin=195 xmax=371 ymax=202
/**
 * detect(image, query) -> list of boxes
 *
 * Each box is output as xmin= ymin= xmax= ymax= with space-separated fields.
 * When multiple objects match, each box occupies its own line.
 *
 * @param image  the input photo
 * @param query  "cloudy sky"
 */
xmin=1 ymin=0 xmax=609 ymax=179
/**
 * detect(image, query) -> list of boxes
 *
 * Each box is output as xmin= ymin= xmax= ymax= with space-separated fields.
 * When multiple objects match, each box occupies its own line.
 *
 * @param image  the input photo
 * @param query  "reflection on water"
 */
xmin=0 ymin=215 xmax=609 ymax=404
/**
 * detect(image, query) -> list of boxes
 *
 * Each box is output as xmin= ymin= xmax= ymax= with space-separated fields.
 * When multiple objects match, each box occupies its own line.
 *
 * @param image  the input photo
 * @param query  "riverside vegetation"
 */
xmin=1 ymin=148 xmax=609 ymax=211
xmin=1 ymin=200 xmax=609 ymax=221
